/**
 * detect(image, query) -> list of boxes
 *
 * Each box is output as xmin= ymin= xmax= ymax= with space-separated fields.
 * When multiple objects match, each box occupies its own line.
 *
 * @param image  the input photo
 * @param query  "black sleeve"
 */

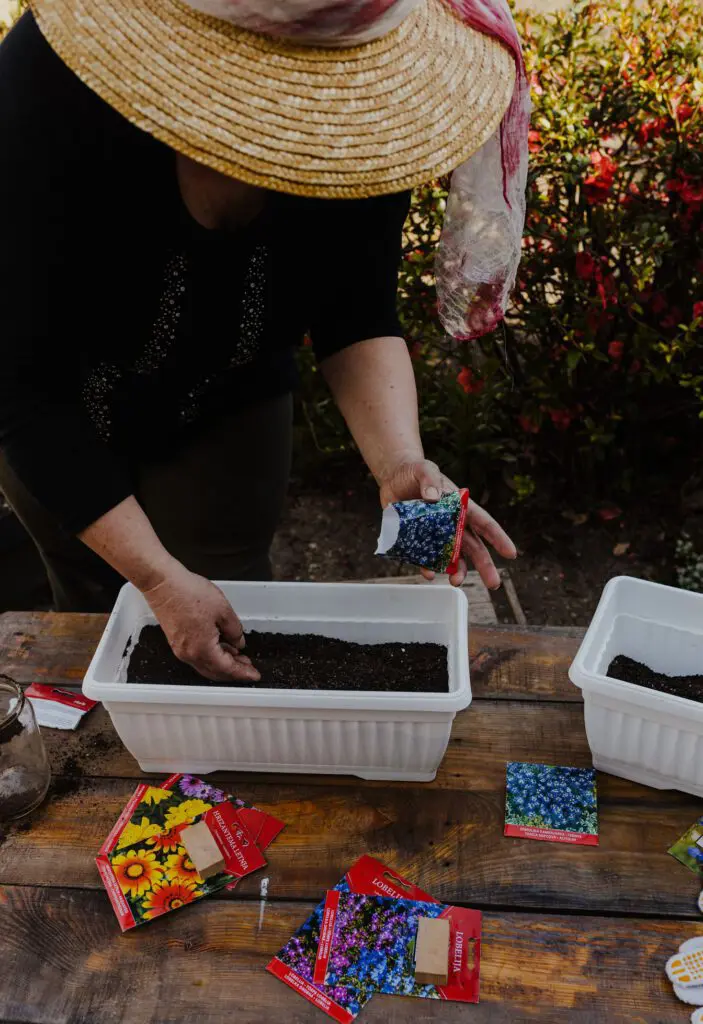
xmin=0 ymin=14 xmax=133 ymax=534
xmin=308 ymin=190 xmax=411 ymax=361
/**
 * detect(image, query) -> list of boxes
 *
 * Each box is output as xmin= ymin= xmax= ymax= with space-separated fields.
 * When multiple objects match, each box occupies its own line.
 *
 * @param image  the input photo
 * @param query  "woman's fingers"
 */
xmin=449 ymin=557 xmax=468 ymax=588
xmin=466 ymin=500 xmax=517 ymax=560
xmin=462 ymin=529 xmax=501 ymax=590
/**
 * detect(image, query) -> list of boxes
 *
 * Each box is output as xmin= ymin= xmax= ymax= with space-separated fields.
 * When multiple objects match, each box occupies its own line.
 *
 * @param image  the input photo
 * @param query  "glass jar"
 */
xmin=0 ymin=675 xmax=51 ymax=822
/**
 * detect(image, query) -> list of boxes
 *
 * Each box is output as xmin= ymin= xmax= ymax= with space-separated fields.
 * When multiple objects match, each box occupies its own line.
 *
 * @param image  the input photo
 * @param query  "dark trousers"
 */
xmin=0 ymin=395 xmax=293 ymax=612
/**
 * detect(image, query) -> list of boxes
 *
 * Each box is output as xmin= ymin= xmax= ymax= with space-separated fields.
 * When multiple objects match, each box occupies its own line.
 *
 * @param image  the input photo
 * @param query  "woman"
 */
xmin=0 ymin=0 xmax=529 ymax=681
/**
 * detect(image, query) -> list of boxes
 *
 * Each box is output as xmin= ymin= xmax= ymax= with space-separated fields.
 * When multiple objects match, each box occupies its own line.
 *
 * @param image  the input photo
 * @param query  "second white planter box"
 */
xmin=570 ymin=576 xmax=703 ymax=797
xmin=83 ymin=581 xmax=470 ymax=782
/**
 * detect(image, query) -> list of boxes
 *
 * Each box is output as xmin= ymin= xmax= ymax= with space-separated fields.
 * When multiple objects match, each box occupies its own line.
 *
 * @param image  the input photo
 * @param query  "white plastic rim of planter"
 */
xmin=83 ymin=581 xmax=471 ymax=781
xmin=569 ymin=575 xmax=703 ymax=797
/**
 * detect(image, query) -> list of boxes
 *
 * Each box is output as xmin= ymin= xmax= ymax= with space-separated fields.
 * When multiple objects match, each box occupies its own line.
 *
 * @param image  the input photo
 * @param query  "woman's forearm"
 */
xmin=321 ymin=337 xmax=424 ymax=483
xmin=78 ymin=495 xmax=177 ymax=591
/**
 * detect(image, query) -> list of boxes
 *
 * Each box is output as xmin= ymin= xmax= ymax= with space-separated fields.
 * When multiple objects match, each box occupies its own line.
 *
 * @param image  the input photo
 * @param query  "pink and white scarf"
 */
xmin=186 ymin=0 xmax=531 ymax=340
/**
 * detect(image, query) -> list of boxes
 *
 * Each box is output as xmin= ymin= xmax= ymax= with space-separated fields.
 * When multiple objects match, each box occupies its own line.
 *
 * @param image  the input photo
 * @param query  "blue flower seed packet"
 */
xmin=375 ymin=489 xmax=469 ymax=575
xmin=504 ymin=761 xmax=599 ymax=845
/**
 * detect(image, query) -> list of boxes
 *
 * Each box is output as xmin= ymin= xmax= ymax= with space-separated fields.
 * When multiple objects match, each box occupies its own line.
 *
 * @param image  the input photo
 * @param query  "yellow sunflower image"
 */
xmin=117 ymin=816 xmax=162 ymax=850
xmin=163 ymin=799 xmax=211 ymax=830
xmin=164 ymin=851 xmax=203 ymax=885
xmin=141 ymin=878 xmax=203 ymax=921
xmin=111 ymin=848 xmax=164 ymax=897
xmin=146 ymin=827 xmax=185 ymax=854
xmin=139 ymin=787 xmax=172 ymax=806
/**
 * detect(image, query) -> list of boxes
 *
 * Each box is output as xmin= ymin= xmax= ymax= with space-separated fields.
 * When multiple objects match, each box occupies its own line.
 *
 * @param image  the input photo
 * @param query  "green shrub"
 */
xmin=298 ymin=0 xmax=703 ymax=503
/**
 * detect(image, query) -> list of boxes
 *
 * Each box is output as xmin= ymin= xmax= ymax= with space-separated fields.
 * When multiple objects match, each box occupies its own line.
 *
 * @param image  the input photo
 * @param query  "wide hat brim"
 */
xmin=31 ymin=0 xmax=516 ymax=199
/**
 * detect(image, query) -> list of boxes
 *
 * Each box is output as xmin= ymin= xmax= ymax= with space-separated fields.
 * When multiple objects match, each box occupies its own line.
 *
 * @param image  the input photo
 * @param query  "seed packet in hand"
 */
xmin=268 ymin=856 xmax=436 ymax=1023
xmin=314 ymin=891 xmax=482 ymax=1004
xmin=504 ymin=762 xmax=599 ymax=846
xmin=669 ymin=817 xmax=703 ymax=876
xmin=376 ymin=489 xmax=469 ymax=575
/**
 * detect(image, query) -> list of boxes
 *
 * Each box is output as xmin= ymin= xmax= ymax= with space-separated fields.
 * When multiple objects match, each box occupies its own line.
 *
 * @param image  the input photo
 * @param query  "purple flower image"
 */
xmin=177 ymin=774 xmax=226 ymax=804
xmin=323 ymin=894 xmax=444 ymax=1011
xmin=274 ymin=878 xmax=372 ymax=1017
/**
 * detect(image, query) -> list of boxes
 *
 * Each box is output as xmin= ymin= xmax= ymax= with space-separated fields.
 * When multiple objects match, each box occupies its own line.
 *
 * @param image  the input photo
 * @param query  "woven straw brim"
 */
xmin=31 ymin=0 xmax=515 ymax=199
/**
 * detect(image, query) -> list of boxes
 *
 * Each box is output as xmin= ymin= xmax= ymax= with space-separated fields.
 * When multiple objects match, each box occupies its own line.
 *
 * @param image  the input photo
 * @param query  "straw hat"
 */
xmin=30 ymin=0 xmax=515 ymax=199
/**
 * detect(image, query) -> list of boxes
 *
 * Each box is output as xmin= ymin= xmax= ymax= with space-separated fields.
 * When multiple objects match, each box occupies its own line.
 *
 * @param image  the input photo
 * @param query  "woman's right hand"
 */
xmin=141 ymin=562 xmax=261 ymax=683
xmin=78 ymin=496 xmax=259 ymax=682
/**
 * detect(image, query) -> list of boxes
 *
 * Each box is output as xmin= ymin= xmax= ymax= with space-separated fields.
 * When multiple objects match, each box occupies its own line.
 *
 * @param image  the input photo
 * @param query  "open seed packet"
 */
xmin=268 ymin=856 xmax=436 ymax=1022
xmin=314 ymin=891 xmax=482 ymax=1006
xmin=268 ymin=855 xmax=480 ymax=1022
xmin=375 ymin=489 xmax=469 ymax=575
xmin=669 ymin=817 xmax=703 ymax=876
xmin=97 ymin=774 xmax=284 ymax=931
xmin=504 ymin=762 xmax=599 ymax=846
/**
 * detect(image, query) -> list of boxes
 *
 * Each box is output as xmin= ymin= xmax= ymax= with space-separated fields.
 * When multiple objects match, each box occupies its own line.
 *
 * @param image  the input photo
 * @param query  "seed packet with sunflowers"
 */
xmin=96 ymin=774 xmax=284 ymax=932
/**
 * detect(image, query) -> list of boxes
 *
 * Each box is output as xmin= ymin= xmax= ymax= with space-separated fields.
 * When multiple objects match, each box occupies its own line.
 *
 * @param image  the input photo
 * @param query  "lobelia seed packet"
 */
xmin=504 ymin=762 xmax=599 ymax=846
xmin=313 ymin=891 xmax=482 ymax=1007
xmin=375 ymin=489 xmax=469 ymax=576
xmin=669 ymin=817 xmax=703 ymax=876
xmin=96 ymin=773 xmax=284 ymax=931
xmin=268 ymin=856 xmax=438 ymax=1023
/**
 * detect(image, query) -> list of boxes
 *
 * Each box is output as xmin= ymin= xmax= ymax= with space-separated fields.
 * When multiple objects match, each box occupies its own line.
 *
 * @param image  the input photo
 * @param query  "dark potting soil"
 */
xmin=126 ymin=624 xmax=448 ymax=693
xmin=607 ymin=655 xmax=703 ymax=703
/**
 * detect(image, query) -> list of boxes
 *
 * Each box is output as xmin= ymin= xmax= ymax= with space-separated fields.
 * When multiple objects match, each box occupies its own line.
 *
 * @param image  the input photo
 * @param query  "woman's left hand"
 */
xmin=379 ymin=458 xmax=517 ymax=589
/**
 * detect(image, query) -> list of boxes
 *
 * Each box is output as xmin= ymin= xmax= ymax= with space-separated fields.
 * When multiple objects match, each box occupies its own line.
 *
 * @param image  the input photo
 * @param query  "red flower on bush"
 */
xmin=548 ymin=408 xmax=573 ymax=431
xmin=666 ymin=172 xmax=703 ymax=207
xmin=693 ymin=301 xmax=703 ymax=320
xmin=650 ymin=292 xmax=668 ymax=314
xmin=528 ymin=130 xmax=542 ymax=153
xmin=636 ymin=117 xmax=668 ymax=144
xmin=661 ymin=307 xmax=682 ymax=329
xmin=457 ymin=367 xmax=484 ymax=395
xmin=677 ymin=102 xmax=694 ymax=121
xmin=575 ymin=251 xmax=597 ymax=280
xmin=584 ymin=151 xmax=618 ymax=204
xmin=518 ymin=414 xmax=540 ymax=434
xmin=608 ymin=340 xmax=624 ymax=360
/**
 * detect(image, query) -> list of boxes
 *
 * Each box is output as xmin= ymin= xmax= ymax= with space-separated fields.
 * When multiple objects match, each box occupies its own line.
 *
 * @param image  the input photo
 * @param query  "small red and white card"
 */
xmin=25 ymin=684 xmax=98 ymax=730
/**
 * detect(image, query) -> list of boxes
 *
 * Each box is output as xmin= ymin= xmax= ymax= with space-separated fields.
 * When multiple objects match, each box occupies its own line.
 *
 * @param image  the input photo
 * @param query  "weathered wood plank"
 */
xmin=36 ymin=700 xmax=591 ymax=786
xmin=1 ymin=769 xmax=699 ymax=917
xmin=0 ymin=612 xmax=107 ymax=685
xmin=0 ymin=886 xmax=697 ymax=1024
xmin=0 ymin=611 xmax=583 ymax=700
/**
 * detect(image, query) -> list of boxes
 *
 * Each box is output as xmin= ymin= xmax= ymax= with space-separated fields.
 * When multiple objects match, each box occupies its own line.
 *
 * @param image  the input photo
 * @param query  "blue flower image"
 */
xmin=505 ymin=762 xmax=598 ymax=835
xmin=378 ymin=491 xmax=466 ymax=573
xmin=669 ymin=817 xmax=703 ymax=876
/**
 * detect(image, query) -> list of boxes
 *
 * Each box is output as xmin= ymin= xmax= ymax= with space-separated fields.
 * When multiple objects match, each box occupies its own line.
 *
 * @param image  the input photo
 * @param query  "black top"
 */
xmin=0 ymin=13 xmax=410 ymax=534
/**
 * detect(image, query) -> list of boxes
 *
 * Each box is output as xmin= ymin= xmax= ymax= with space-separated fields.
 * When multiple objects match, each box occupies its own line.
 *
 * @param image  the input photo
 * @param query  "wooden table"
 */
xmin=0 ymin=611 xmax=701 ymax=1024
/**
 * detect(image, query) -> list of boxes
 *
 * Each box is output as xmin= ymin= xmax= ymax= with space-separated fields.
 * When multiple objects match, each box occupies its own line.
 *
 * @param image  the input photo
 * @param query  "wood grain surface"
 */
xmin=0 ymin=611 xmax=695 ymax=1024
xmin=0 ymin=887 xmax=698 ymax=1024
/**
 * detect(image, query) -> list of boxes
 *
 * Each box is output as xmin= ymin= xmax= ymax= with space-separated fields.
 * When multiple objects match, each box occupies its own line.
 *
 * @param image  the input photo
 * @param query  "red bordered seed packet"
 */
xmin=267 ymin=856 xmax=458 ymax=1023
xmin=96 ymin=774 xmax=284 ymax=931
xmin=314 ymin=891 xmax=482 ymax=1005
xmin=25 ymin=683 xmax=98 ymax=730
xmin=504 ymin=762 xmax=599 ymax=846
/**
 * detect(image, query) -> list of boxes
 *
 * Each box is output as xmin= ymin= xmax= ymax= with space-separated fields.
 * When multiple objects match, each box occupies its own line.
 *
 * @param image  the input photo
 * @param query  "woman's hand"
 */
xmin=379 ymin=459 xmax=517 ymax=590
xmin=142 ymin=562 xmax=261 ymax=683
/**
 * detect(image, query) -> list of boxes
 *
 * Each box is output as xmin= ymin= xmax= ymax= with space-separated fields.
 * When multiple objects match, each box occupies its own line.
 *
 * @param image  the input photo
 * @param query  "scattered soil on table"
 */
xmin=607 ymin=655 xmax=703 ymax=703
xmin=127 ymin=624 xmax=448 ymax=693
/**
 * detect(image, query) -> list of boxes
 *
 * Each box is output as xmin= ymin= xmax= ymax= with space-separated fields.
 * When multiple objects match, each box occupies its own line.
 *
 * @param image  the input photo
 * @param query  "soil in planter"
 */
xmin=126 ymin=624 xmax=448 ymax=693
xmin=607 ymin=654 xmax=703 ymax=703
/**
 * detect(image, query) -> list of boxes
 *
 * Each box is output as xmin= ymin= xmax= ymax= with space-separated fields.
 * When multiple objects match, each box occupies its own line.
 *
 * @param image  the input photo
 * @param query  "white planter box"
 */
xmin=83 ymin=581 xmax=470 ymax=782
xmin=569 ymin=576 xmax=703 ymax=797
